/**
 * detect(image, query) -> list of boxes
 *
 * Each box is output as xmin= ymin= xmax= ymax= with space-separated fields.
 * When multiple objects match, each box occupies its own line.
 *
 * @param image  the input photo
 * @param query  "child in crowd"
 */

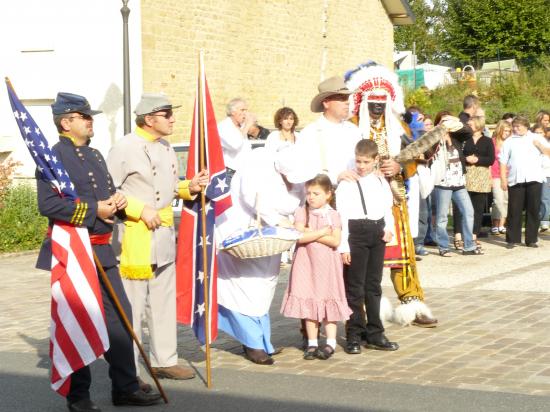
xmin=336 ymin=140 xmax=398 ymax=355
xmin=280 ymin=174 xmax=352 ymax=360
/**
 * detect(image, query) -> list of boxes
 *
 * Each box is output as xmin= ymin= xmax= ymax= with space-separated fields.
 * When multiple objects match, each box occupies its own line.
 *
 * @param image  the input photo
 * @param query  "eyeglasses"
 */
xmin=149 ymin=110 xmax=174 ymax=119
xmin=68 ymin=114 xmax=93 ymax=121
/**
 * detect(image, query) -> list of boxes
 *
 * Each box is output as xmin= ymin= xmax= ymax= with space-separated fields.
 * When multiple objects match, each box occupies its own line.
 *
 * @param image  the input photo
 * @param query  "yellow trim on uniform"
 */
xmin=177 ymin=180 xmax=197 ymax=201
xmin=78 ymin=202 xmax=88 ymax=226
xmin=135 ymin=127 xmax=157 ymax=142
xmin=60 ymin=133 xmax=76 ymax=145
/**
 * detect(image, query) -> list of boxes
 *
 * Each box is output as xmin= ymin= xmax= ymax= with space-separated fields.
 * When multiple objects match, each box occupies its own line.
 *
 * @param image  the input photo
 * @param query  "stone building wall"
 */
xmin=141 ymin=0 xmax=394 ymax=142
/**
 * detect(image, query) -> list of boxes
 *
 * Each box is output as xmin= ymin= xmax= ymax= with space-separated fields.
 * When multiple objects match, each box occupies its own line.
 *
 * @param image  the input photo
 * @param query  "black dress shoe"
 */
xmin=526 ymin=243 xmax=539 ymax=248
xmin=112 ymin=389 xmax=161 ymax=406
xmin=68 ymin=399 xmax=101 ymax=412
xmin=365 ymin=335 xmax=399 ymax=351
xmin=345 ymin=341 xmax=361 ymax=354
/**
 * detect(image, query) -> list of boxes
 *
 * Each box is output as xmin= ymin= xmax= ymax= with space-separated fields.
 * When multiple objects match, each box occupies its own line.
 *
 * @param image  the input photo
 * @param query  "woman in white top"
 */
xmin=215 ymin=147 xmax=310 ymax=365
xmin=265 ymin=107 xmax=299 ymax=153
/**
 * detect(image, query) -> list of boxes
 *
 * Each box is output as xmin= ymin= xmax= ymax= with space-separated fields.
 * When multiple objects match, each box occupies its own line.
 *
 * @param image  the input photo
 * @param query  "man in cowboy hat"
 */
xmin=107 ymin=93 xmax=208 ymax=386
xmin=291 ymin=76 xmax=362 ymax=348
xmin=297 ymin=76 xmax=362 ymax=184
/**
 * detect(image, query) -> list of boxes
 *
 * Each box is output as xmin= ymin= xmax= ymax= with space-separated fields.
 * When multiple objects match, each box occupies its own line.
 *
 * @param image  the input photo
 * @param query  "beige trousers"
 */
xmin=122 ymin=262 xmax=177 ymax=374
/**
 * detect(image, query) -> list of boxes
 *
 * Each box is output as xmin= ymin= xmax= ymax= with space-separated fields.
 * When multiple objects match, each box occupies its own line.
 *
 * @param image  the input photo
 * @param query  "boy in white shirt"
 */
xmin=336 ymin=139 xmax=398 ymax=355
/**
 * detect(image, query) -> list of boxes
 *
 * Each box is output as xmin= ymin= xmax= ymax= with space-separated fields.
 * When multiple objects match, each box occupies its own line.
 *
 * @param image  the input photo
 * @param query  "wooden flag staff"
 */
xmin=197 ymin=50 xmax=213 ymax=388
xmin=92 ymin=252 xmax=168 ymax=403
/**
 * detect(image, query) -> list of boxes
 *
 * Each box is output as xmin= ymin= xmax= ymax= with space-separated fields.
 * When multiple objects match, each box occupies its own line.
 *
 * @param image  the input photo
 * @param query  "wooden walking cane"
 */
xmin=92 ymin=252 xmax=169 ymax=404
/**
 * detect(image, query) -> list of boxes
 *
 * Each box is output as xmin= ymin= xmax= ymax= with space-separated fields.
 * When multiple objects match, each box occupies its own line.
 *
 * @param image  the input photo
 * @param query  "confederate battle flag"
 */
xmin=175 ymin=61 xmax=231 ymax=345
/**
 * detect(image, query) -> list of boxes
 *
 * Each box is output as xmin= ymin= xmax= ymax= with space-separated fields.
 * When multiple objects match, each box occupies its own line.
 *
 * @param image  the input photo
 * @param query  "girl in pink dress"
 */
xmin=281 ymin=174 xmax=352 ymax=360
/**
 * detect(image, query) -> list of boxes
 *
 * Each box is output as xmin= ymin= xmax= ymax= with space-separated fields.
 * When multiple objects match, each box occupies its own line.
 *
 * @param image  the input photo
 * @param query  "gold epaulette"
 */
xmin=70 ymin=202 xmax=88 ymax=226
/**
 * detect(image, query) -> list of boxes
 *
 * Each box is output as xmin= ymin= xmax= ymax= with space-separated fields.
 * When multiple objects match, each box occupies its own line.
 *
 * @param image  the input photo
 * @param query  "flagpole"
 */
xmin=197 ymin=50 xmax=213 ymax=388
xmin=92 ymin=252 xmax=169 ymax=403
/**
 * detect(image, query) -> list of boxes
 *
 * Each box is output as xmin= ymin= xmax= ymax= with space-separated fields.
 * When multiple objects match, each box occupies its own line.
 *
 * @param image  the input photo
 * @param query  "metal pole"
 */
xmin=121 ymin=0 xmax=131 ymax=134
xmin=412 ymin=41 xmax=417 ymax=89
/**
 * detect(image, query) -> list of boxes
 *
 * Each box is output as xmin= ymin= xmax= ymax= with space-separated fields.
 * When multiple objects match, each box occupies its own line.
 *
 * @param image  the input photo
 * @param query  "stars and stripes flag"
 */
xmin=6 ymin=79 xmax=109 ymax=396
xmin=175 ymin=57 xmax=231 ymax=345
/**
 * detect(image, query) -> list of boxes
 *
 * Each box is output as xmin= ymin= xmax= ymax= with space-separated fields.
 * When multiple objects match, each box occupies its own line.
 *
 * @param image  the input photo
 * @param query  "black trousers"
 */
xmin=67 ymin=265 xmax=139 ymax=403
xmin=506 ymin=181 xmax=543 ymax=245
xmin=468 ymin=191 xmax=489 ymax=235
xmin=344 ymin=219 xmax=386 ymax=342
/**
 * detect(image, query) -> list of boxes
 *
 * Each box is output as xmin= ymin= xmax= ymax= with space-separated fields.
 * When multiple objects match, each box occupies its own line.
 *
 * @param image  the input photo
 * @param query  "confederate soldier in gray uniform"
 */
xmin=107 ymin=94 xmax=207 ymax=384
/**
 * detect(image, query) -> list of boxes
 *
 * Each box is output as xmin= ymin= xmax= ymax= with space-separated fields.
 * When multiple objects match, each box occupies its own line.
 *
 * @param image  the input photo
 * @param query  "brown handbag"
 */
xmin=465 ymin=165 xmax=492 ymax=193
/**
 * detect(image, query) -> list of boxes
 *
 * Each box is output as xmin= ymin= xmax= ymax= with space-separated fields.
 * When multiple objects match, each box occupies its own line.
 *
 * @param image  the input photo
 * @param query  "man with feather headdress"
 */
xmin=345 ymin=62 xmax=438 ymax=327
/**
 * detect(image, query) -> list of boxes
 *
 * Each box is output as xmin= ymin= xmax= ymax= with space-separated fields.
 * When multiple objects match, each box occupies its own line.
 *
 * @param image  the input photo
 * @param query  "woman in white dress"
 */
xmin=265 ymin=107 xmax=300 ymax=153
xmin=215 ymin=148 xmax=312 ymax=365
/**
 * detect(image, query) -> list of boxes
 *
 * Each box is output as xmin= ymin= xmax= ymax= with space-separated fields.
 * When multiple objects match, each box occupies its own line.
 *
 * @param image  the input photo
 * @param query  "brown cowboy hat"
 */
xmin=310 ymin=76 xmax=353 ymax=113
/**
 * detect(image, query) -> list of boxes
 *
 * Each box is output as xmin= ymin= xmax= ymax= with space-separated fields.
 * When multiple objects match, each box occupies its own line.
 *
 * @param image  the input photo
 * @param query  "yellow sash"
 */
xmin=119 ymin=204 xmax=173 ymax=280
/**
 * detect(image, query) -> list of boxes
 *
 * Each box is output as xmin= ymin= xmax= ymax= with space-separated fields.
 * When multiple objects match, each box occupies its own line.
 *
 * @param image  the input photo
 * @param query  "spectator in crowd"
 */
xmin=459 ymin=95 xmax=479 ymax=128
xmin=265 ymin=107 xmax=299 ymax=153
xmin=490 ymin=120 xmax=512 ymax=235
xmin=218 ymin=98 xmax=255 ymax=186
xmin=499 ymin=116 xmax=549 ymax=248
xmin=502 ymin=113 xmax=515 ymax=124
xmin=247 ymin=123 xmax=270 ymax=140
xmin=531 ymin=123 xmax=545 ymax=136
xmin=432 ymin=111 xmax=479 ymax=256
xmin=539 ymin=127 xmax=550 ymax=232
xmin=463 ymin=114 xmax=495 ymax=249
xmin=423 ymin=115 xmax=434 ymax=132
xmin=535 ymin=110 xmax=550 ymax=128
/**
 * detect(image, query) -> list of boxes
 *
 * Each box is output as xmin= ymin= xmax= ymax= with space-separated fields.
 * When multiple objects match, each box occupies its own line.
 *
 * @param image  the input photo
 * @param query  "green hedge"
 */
xmin=405 ymin=65 xmax=550 ymax=122
xmin=0 ymin=184 xmax=47 ymax=252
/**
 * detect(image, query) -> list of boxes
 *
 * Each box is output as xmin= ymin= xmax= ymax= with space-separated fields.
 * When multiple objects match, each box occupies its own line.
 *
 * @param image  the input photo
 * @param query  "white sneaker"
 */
xmin=491 ymin=227 xmax=500 ymax=235
xmin=499 ymin=226 xmax=507 ymax=234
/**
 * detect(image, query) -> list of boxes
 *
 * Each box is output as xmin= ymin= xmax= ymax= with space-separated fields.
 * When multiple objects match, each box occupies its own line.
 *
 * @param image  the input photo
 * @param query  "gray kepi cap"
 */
xmin=134 ymin=93 xmax=181 ymax=115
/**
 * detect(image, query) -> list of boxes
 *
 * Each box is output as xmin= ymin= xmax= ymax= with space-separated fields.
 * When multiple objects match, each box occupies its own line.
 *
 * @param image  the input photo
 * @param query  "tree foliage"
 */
xmin=394 ymin=0 xmax=445 ymax=64
xmin=442 ymin=0 xmax=550 ymax=62
xmin=395 ymin=0 xmax=550 ymax=65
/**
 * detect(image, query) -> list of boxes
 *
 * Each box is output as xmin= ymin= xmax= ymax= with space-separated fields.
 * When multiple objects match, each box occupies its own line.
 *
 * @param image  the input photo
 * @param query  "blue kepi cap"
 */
xmin=51 ymin=92 xmax=102 ymax=116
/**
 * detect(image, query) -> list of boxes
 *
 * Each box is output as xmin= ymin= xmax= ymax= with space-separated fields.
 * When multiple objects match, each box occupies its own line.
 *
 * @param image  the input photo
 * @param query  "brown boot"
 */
xmin=151 ymin=365 xmax=195 ymax=380
xmin=243 ymin=346 xmax=274 ymax=365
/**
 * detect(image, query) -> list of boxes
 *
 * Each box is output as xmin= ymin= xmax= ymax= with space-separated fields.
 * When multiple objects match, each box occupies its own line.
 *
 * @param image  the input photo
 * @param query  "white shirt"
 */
xmin=335 ymin=173 xmax=394 ymax=253
xmin=264 ymin=130 xmax=298 ymax=153
xmin=499 ymin=132 xmax=549 ymax=186
xmin=217 ymin=116 xmax=252 ymax=170
xmin=296 ymin=115 xmax=362 ymax=184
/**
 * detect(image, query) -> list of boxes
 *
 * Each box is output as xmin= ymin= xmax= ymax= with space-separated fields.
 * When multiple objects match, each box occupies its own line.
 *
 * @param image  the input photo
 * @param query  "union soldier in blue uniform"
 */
xmin=36 ymin=92 xmax=161 ymax=412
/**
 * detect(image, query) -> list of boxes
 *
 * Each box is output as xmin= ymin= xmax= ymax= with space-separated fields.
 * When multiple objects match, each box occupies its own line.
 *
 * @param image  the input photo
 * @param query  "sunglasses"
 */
xmin=149 ymin=109 xmax=174 ymax=119
xmin=68 ymin=114 xmax=93 ymax=121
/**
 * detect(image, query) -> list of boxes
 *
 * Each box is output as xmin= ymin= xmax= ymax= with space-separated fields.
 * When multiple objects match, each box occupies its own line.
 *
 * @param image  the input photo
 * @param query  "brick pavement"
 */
xmin=2 ymin=232 xmax=549 ymax=398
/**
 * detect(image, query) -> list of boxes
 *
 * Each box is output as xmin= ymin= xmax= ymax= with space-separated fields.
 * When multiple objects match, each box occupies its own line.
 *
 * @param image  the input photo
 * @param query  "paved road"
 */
xmin=1 ymin=232 xmax=550 ymax=411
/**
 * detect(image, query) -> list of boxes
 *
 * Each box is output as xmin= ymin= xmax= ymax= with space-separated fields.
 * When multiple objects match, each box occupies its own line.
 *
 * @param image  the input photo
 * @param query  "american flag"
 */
xmin=6 ymin=80 xmax=109 ymax=395
xmin=175 ymin=60 xmax=231 ymax=345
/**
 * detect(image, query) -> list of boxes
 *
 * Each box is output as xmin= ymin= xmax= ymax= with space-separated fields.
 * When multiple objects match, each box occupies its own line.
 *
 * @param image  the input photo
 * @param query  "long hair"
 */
xmin=304 ymin=174 xmax=335 ymax=228
xmin=492 ymin=120 xmax=512 ymax=149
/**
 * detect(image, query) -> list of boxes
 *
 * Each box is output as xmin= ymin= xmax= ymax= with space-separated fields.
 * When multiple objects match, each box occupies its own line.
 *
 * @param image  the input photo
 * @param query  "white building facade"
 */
xmin=0 ymin=0 xmax=143 ymax=179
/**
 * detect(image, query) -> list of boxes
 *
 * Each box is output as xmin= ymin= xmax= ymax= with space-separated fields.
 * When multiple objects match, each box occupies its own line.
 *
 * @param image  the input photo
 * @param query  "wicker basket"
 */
xmin=220 ymin=226 xmax=300 ymax=259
